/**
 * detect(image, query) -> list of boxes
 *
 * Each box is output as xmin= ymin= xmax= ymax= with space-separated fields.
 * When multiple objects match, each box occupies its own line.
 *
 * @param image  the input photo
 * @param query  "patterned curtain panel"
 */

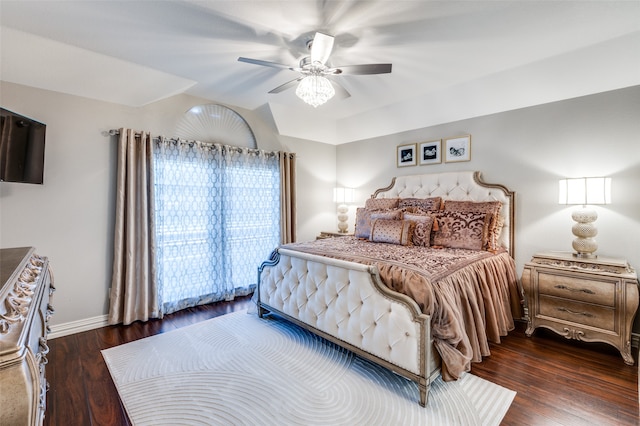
xmin=153 ymin=138 xmax=283 ymax=315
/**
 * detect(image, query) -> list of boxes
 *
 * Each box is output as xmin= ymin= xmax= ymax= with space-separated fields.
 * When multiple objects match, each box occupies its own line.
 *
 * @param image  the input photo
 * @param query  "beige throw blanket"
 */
xmin=281 ymin=237 xmax=522 ymax=381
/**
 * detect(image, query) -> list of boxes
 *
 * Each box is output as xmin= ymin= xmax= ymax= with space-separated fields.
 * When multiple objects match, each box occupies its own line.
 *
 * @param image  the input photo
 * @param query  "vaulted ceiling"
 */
xmin=2 ymin=1 xmax=639 ymax=144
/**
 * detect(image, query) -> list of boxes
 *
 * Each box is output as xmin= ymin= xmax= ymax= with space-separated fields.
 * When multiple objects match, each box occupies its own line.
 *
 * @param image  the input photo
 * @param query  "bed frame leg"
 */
xmin=257 ymin=305 xmax=268 ymax=318
xmin=419 ymin=383 xmax=429 ymax=407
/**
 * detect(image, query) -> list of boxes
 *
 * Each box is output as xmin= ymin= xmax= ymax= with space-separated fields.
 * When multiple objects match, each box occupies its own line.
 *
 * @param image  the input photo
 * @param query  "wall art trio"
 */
xmin=397 ymin=135 xmax=471 ymax=167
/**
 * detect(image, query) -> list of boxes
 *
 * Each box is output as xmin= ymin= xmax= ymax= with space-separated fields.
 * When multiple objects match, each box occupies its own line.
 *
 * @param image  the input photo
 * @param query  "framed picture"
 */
xmin=397 ymin=143 xmax=417 ymax=167
xmin=444 ymin=135 xmax=471 ymax=163
xmin=419 ymin=140 xmax=441 ymax=165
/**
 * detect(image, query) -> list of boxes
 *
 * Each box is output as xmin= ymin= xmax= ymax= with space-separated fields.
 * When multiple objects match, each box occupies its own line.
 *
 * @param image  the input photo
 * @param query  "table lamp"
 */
xmin=558 ymin=177 xmax=611 ymax=258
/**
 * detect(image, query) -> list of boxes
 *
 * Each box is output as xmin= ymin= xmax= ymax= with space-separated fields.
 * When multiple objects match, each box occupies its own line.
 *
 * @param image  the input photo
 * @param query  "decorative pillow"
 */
xmin=401 ymin=205 xmax=437 ymax=214
xmin=364 ymin=197 xmax=400 ymax=210
xmin=370 ymin=210 xmax=402 ymax=221
xmin=370 ymin=219 xmax=414 ymax=246
xmin=444 ymin=200 xmax=503 ymax=250
xmin=489 ymin=214 xmax=506 ymax=252
xmin=443 ymin=200 xmax=501 ymax=215
xmin=398 ymin=197 xmax=442 ymax=211
xmin=403 ymin=213 xmax=435 ymax=247
xmin=402 ymin=207 xmax=440 ymax=231
xmin=431 ymin=210 xmax=491 ymax=250
xmin=354 ymin=208 xmax=402 ymax=239
xmin=354 ymin=208 xmax=372 ymax=239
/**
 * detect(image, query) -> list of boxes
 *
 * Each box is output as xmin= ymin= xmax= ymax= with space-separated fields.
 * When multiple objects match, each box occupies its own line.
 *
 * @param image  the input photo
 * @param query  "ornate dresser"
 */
xmin=0 ymin=247 xmax=54 ymax=425
xmin=522 ymin=251 xmax=638 ymax=365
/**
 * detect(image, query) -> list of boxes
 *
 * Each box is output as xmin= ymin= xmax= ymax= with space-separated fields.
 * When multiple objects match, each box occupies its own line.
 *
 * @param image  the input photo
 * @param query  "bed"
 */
xmin=256 ymin=171 xmax=523 ymax=406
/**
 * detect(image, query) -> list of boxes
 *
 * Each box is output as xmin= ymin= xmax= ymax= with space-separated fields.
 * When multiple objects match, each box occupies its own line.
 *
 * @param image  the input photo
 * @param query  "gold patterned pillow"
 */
xmin=354 ymin=208 xmax=402 ymax=239
xmin=398 ymin=197 xmax=442 ymax=211
xmin=401 ymin=205 xmax=439 ymax=215
xmin=364 ymin=197 xmax=400 ymax=210
xmin=370 ymin=219 xmax=414 ymax=245
xmin=431 ymin=210 xmax=491 ymax=250
xmin=443 ymin=200 xmax=503 ymax=250
xmin=490 ymin=214 xmax=505 ymax=251
xmin=403 ymin=213 xmax=435 ymax=247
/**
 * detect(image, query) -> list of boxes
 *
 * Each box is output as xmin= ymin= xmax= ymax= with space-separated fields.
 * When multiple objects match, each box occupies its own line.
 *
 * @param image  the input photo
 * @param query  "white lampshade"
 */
xmin=333 ymin=187 xmax=355 ymax=204
xmin=558 ymin=177 xmax=612 ymax=205
xmin=296 ymin=75 xmax=335 ymax=107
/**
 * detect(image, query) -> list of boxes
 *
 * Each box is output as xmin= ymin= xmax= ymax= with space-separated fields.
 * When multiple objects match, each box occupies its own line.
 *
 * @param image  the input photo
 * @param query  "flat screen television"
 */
xmin=0 ymin=108 xmax=46 ymax=184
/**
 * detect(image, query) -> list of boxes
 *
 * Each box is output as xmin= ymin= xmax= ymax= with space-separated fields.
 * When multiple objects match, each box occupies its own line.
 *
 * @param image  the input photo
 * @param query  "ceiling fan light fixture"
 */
xmin=295 ymin=75 xmax=335 ymax=107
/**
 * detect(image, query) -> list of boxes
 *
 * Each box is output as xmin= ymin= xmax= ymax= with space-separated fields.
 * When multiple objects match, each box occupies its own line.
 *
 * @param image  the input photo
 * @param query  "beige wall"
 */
xmin=337 ymin=86 xmax=640 ymax=332
xmin=0 ymin=82 xmax=335 ymax=328
xmin=2 ymin=81 xmax=639 ymax=335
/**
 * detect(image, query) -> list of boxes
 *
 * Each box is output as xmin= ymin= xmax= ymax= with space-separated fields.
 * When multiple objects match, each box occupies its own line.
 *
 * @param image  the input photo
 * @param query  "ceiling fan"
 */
xmin=238 ymin=32 xmax=392 ymax=107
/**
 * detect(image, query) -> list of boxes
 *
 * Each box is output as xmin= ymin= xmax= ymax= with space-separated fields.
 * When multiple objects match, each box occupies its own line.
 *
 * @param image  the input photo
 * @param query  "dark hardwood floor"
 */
xmin=44 ymin=296 xmax=638 ymax=426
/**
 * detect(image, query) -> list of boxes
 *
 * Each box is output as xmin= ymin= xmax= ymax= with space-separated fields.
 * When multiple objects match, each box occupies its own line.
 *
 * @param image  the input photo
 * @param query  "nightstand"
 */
xmin=522 ymin=252 xmax=639 ymax=365
xmin=316 ymin=231 xmax=353 ymax=239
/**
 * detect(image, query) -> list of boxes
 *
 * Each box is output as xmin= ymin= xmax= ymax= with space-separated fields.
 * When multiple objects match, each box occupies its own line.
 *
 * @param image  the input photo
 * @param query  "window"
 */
xmin=153 ymin=141 xmax=280 ymax=314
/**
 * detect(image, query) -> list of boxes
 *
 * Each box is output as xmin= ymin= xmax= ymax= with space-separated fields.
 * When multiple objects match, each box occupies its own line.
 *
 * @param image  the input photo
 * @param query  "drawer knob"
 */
xmin=554 ymin=284 xmax=596 ymax=295
xmin=558 ymin=307 xmax=594 ymax=318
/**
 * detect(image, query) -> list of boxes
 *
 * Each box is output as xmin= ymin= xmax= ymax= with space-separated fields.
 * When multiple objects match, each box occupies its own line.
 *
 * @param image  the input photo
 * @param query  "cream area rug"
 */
xmin=102 ymin=310 xmax=515 ymax=426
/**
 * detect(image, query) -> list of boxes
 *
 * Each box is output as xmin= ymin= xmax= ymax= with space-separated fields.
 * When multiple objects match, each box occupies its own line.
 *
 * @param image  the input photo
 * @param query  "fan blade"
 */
xmin=238 ymin=57 xmax=294 ymax=71
xmin=330 ymin=63 xmax=392 ymax=75
xmin=310 ymin=32 xmax=334 ymax=65
xmin=268 ymin=77 xmax=304 ymax=94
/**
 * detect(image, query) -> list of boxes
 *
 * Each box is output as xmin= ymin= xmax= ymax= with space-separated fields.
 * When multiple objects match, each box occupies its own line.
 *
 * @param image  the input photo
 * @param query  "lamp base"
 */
xmin=573 ymin=252 xmax=598 ymax=259
xmin=337 ymin=203 xmax=349 ymax=233
xmin=570 ymin=207 xmax=599 ymax=258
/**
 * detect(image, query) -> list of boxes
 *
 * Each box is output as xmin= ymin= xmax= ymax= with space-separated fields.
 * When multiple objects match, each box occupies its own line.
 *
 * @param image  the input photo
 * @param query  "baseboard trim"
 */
xmin=45 ymin=317 xmax=640 ymax=349
xmin=48 ymin=314 xmax=109 ymax=339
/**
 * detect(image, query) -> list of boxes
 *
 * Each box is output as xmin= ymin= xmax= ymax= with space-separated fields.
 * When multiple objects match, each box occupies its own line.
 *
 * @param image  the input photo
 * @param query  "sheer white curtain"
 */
xmin=153 ymin=138 xmax=286 ymax=315
xmin=108 ymin=129 xmax=296 ymax=324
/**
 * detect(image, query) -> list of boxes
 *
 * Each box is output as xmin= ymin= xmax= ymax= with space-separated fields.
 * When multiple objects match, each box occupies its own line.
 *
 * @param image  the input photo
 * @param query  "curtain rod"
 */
xmin=107 ymin=129 xmax=229 ymax=143
xmin=105 ymin=129 xmax=294 ymax=158
xmin=106 ymin=128 xmax=243 ymax=147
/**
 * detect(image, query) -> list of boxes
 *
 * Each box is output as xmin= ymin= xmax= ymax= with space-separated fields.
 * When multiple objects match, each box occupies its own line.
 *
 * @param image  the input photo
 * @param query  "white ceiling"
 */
xmin=1 ymin=1 xmax=639 ymax=144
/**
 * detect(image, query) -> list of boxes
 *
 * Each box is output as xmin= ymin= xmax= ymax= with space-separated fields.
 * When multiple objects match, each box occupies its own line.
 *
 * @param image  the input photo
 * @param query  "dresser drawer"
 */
xmin=538 ymin=272 xmax=615 ymax=306
xmin=538 ymin=295 xmax=616 ymax=331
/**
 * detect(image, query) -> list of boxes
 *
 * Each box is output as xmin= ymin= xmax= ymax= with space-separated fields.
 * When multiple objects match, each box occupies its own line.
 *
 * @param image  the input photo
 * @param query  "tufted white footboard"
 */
xmin=257 ymin=247 xmax=441 ymax=406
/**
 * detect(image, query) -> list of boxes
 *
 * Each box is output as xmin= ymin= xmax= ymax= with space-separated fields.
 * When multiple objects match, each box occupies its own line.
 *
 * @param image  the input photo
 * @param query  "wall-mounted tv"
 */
xmin=0 ymin=108 xmax=46 ymax=184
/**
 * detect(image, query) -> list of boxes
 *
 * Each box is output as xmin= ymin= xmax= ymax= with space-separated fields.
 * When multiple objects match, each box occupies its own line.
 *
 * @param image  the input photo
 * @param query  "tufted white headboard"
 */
xmin=372 ymin=171 xmax=515 ymax=258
